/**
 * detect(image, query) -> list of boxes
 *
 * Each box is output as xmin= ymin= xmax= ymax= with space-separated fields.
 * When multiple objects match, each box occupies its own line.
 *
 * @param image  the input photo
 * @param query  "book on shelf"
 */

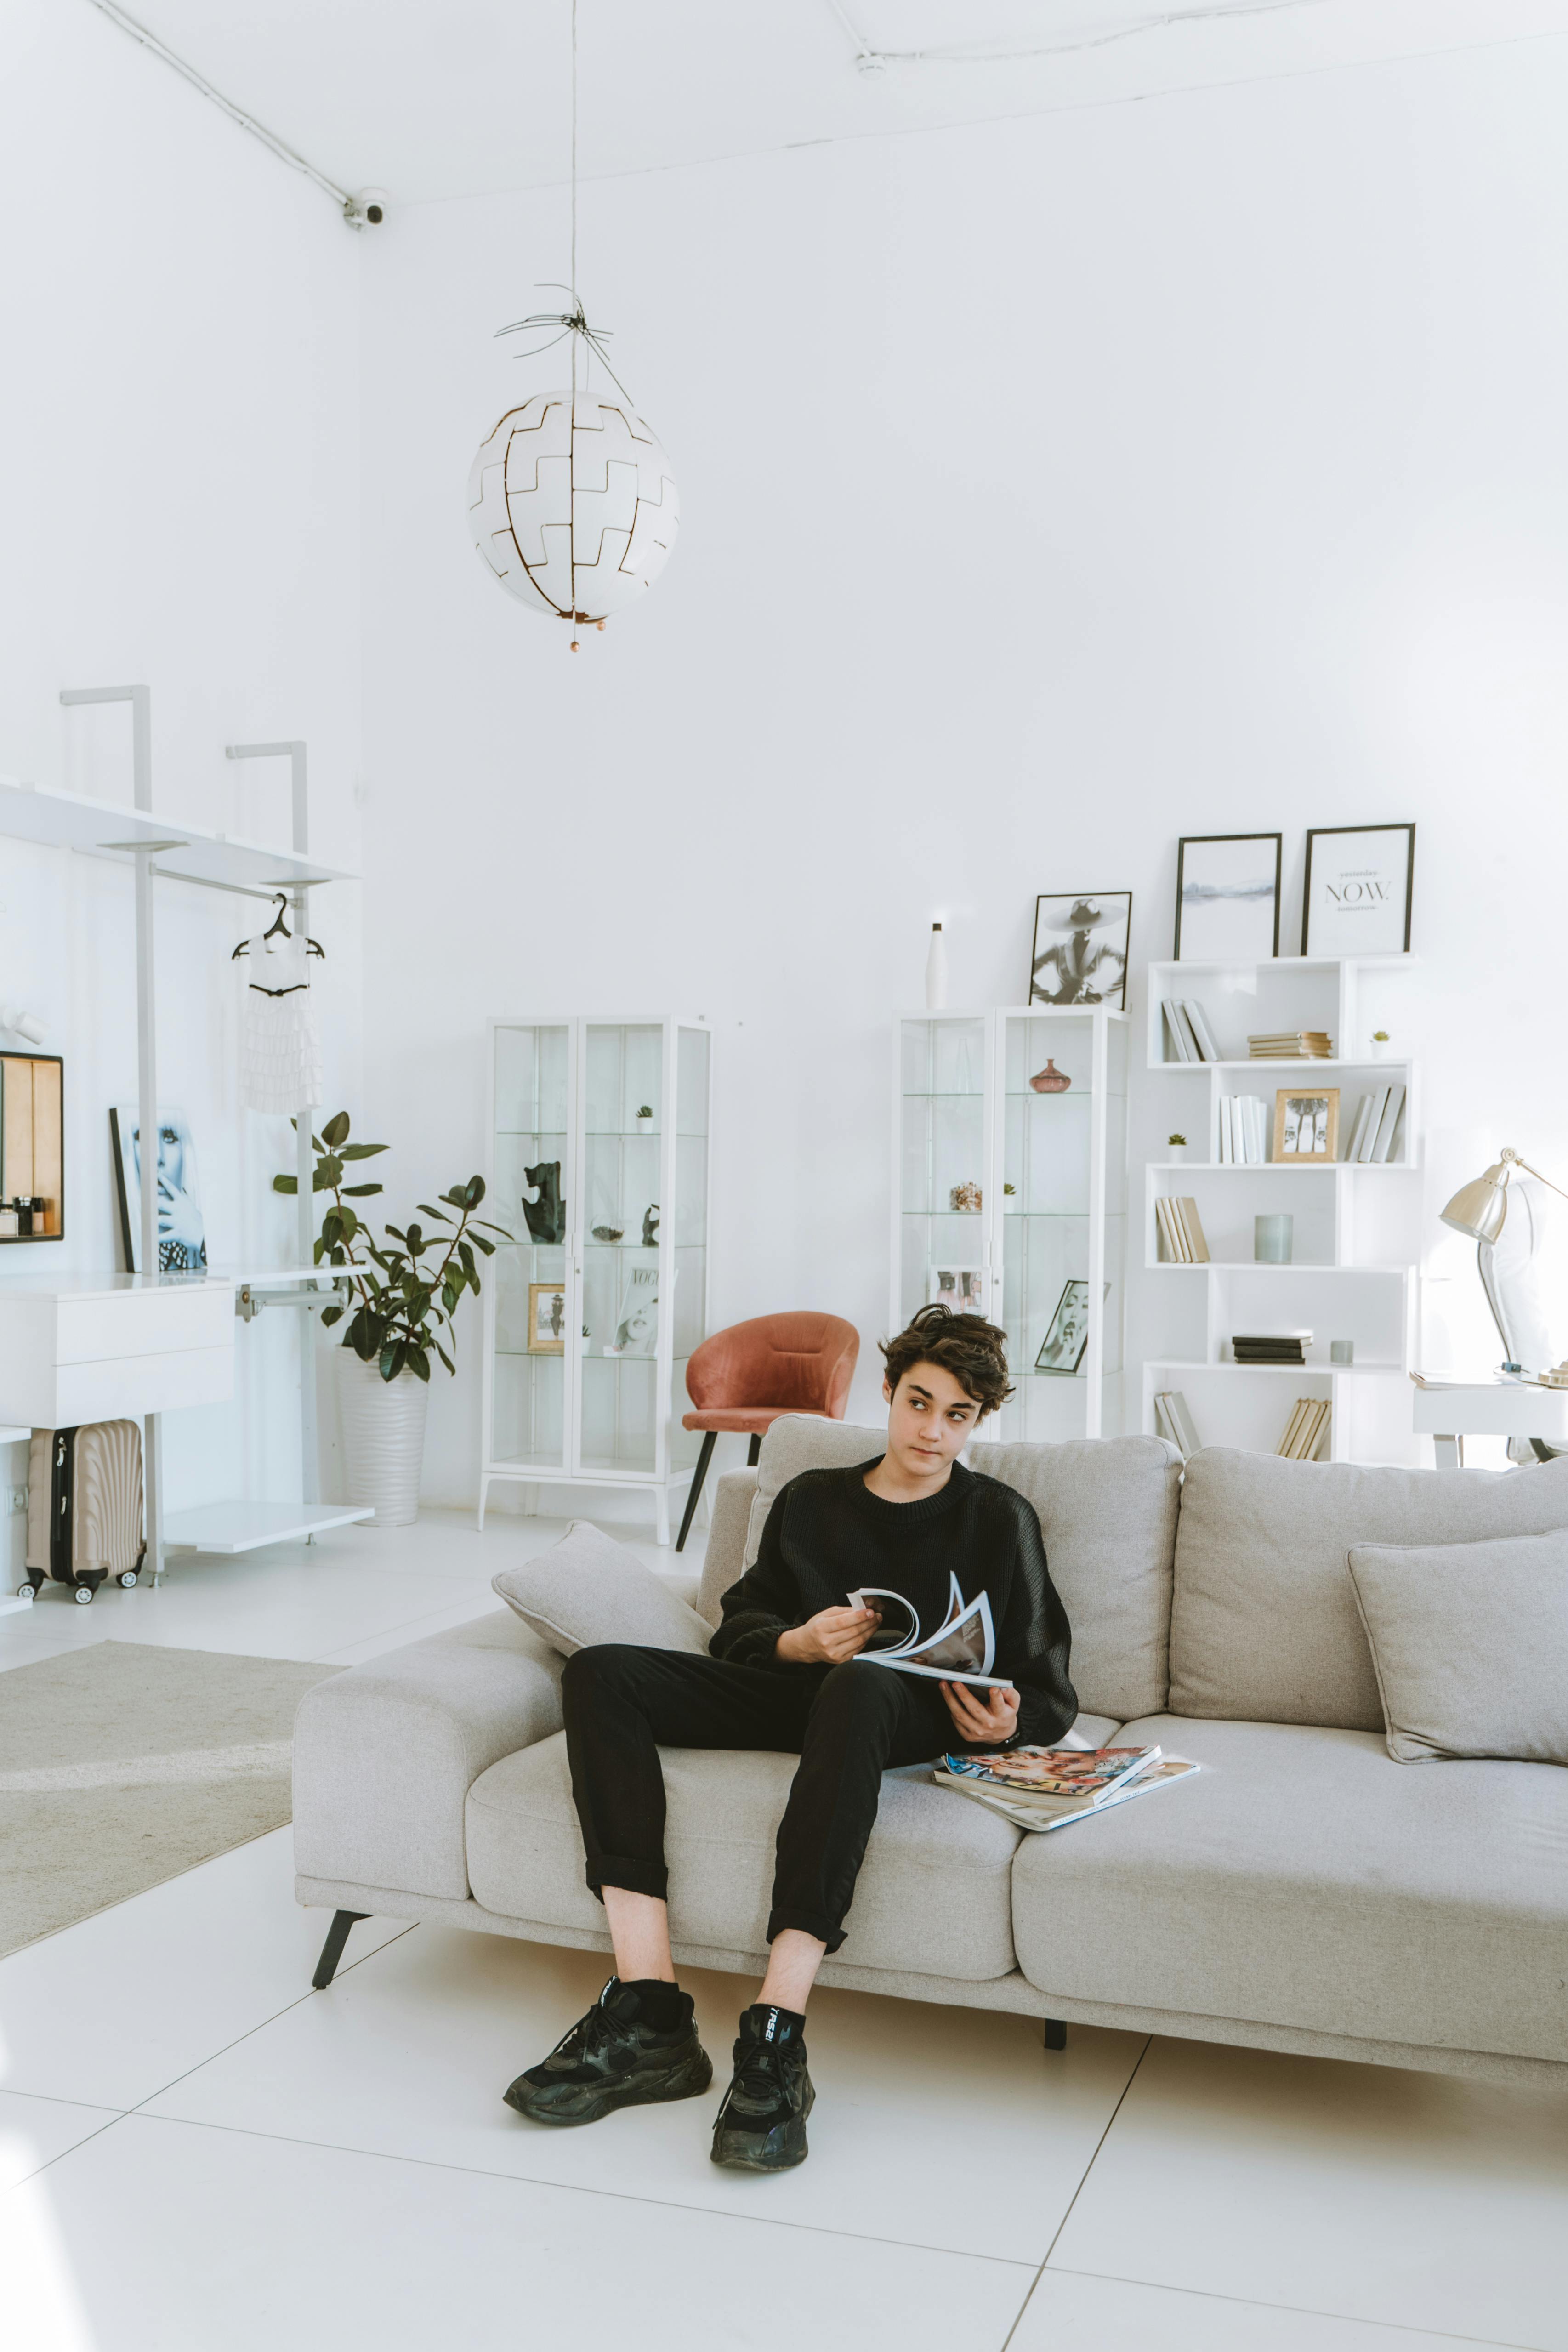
xmin=1163 ymin=1002 xmax=1194 ymax=1062
xmin=1370 ymin=1083 xmax=1406 ymax=1163
xmin=934 ymin=1744 xmax=1201 ymax=1835
xmin=1171 ymin=1196 xmax=1209 ymax=1261
xmin=1162 ymin=999 xmax=1220 ymax=1063
xmin=1184 ymin=1001 xmax=1222 ymax=1062
xmin=1249 ymin=1031 xmax=1332 ymax=1060
xmin=1232 ymin=1330 xmax=1312 ymax=1363
xmin=1217 ymin=1097 xmax=1233 ymax=1164
xmin=1277 ymin=1397 xmax=1331 ymax=1460
xmin=1218 ymin=1094 xmax=1270 ymax=1163
xmin=1153 ymin=1389 xmax=1201 ymax=1456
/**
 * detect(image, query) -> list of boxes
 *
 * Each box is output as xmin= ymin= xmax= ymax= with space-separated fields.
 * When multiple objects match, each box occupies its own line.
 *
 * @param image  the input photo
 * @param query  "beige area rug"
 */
xmin=0 ymin=1641 xmax=336 ymax=1958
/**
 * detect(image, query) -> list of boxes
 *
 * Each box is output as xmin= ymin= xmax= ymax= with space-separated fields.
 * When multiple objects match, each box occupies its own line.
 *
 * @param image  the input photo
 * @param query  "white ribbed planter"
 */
xmin=338 ymin=1356 xmax=429 ymax=1528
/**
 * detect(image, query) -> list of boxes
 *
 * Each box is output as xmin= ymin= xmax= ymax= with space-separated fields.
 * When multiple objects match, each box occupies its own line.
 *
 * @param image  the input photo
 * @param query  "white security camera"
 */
xmin=344 ymin=187 xmax=389 ymax=230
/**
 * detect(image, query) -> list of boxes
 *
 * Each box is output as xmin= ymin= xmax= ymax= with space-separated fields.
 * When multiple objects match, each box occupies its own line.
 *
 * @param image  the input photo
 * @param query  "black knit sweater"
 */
xmin=710 ymin=1458 xmax=1077 ymax=1748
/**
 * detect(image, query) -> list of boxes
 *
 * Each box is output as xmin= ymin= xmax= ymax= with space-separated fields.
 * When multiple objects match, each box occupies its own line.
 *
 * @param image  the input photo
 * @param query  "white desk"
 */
xmin=1410 ymin=1377 xmax=1568 ymax=1467
xmin=0 ymin=1273 xmax=233 ymax=1427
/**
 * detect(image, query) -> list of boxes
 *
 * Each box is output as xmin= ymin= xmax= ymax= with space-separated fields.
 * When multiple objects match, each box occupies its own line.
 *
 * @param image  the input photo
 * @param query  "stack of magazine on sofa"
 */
xmin=934 ymin=1744 xmax=1199 ymax=1834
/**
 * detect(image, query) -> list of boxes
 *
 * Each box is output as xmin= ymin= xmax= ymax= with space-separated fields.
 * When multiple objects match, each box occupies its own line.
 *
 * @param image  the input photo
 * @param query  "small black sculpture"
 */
xmin=642 ymin=1202 xmax=660 ymax=1248
xmin=522 ymin=1161 xmax=566 ymax=1245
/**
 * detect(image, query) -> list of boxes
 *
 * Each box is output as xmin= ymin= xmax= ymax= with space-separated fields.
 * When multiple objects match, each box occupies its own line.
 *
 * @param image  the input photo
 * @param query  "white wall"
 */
xmin=0 ymin=0 xmax=365 ymax=1537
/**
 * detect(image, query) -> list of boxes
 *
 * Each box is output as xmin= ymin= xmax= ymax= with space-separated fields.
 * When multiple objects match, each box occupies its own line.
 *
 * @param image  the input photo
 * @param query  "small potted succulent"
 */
xmin=636 ymin=1104 xmax=654 ymax=1123
xmin=1167 ymin=1132 xmax=1190 ymax=1164
xmin=1369 ymin=1030 xmax=1395 ymax=1060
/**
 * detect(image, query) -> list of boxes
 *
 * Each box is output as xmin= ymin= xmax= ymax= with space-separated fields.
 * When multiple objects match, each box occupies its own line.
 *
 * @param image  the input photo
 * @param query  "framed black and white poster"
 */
xmin=110 ymin=1106 xmax=207 ymax=1274
xmin=1301 ymin=824 xmax=1415 ymax=956
xmin=1029 ymin=893 xmax=1131 ymax=1009
xmin=1035 ymin=1279 xmax=1091 ymax=1375
xmin=603 ymin=1263 xmax=659 ymax=1357
xmin=927 ymin=1266 xmax=986 ymax=1316
xmin=1174 ymin=833 xmax=1282 ymax=960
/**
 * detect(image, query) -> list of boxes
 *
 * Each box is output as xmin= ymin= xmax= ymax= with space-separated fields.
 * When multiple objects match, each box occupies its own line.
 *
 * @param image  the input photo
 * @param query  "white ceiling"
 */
xmin=103 ymin=0 xmax=1568 ymax=207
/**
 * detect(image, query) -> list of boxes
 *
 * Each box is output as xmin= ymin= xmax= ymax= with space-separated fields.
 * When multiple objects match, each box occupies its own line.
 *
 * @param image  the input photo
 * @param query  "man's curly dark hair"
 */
xmin=880 ymin=1302 xmax=1014 ymax=1419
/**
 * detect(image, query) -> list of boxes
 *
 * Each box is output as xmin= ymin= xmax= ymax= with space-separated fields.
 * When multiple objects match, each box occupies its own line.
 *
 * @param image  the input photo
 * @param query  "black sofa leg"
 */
xmin=1043 ymin=2018 xmax=1068 ymax=2051
xmin=676 ymin=1432 xmax=717 ymax=1554
xmin=312 ymin=1909 xmax=369 ymax=1990
xmin=747 ymin=1433 xmax=761 ymax=1467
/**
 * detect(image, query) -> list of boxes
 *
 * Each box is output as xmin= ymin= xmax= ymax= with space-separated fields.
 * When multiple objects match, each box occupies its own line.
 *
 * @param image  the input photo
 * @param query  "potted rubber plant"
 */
xmin=275 ymin=1112 xmax=510 ymax=1526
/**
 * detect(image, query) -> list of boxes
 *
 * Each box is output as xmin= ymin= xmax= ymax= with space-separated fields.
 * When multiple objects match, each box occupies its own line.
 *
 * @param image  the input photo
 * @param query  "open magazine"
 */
xmin=935 ymin=1743 xmax=1200 ymax=1834
xmin=847 ymin=1571 xmax=1011 ymax=1689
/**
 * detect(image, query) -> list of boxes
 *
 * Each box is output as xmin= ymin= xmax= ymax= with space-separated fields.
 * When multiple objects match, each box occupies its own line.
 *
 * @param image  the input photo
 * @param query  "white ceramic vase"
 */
xmin=338 ymin=1355 xmax=429 ymax=1527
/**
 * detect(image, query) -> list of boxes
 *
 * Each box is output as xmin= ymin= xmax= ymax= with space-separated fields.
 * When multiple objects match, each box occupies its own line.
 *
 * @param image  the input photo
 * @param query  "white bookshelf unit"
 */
xmin=892 ymin=1007 xmax=1128 ymax=1443
xmin=1142 ymin=955 xmax=1421 ymax=1465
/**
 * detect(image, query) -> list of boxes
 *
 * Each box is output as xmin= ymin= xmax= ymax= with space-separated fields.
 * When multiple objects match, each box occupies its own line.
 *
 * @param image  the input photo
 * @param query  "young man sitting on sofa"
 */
xmin=504 ymin=1302 xmax=1078 ymax=2172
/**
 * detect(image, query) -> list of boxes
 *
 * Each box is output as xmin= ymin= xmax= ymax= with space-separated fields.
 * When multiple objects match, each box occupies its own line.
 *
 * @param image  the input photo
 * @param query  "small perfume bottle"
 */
xmin=13 ymin=1196 xmax=32 ymax=1237
xmin=0 ymin=1204 xmax=17 ymax=1238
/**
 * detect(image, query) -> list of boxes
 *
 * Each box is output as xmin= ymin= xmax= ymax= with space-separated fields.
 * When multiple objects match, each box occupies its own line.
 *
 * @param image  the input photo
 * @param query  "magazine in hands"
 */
xmin=846 ymin=1571 xmax=1011 ymax=1689
xmin=934 ymin=1743 xmax=1199 ymax=1831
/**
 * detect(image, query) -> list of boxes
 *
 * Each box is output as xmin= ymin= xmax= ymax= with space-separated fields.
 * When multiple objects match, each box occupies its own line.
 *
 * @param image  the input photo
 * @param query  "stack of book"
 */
xmin=1278 ymin=1397 xmax=1332 ymax=1459
xmin=1153 ymin=1390 xmax=1200 ymax=1456
xmin=1155 ymin=1196 xmax=1210 ymax=1263
xmin=1217 ymin=1095 xmax=1271 ymax=1162
xmin=1248 ymin=1030 xmax=1332 ymax=1059
xmin=1342 ymin=1082 xmax=1406 ymax=1164
xmin=1232 ymin=1330 xmax=1311 ymax=1364
xmin=1161 ymin=1000 xmax=1222 ymax=1062
xmin=934 ymin=1744 xmax=1200 ymax=1835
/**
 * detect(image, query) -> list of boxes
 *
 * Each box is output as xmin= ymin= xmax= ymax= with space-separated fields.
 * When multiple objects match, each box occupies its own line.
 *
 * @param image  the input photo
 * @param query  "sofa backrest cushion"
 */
xmin=742 ymin=1415 xmax=1181 ymax=1721
xmin=1169 ymin=1447 xmax=1568 ymax=1730
xmin=493 ymin=1520 xmax=711 ymax=1658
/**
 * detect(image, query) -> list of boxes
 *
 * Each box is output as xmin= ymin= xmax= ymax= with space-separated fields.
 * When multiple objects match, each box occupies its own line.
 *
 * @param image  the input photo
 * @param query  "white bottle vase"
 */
xmin=338 ymin=1354 xmax=430 ymax=1527
xmin=925 ymin=923 xmax=949 ymax=1010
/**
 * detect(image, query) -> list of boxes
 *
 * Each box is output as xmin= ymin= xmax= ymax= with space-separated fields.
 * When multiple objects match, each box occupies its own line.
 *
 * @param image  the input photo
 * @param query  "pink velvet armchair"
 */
xmin=675 ymin=1311 xmax=860 ymax=1551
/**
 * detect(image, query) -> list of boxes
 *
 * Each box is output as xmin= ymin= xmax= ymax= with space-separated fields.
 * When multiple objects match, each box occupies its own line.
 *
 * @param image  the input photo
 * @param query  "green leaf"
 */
xmin=321 ymin=1305 xmax=344 ymax=1328
xmin=416 ymin=1203 xmax=451 ymax=1222
xmin=434 ymin=1340 xmax=455 ymax=1375
xmin=321 ymin=1210 xmax=342 ymax=1247
xmin=380 ymin=1341 xmax=408 ymax=1383
xmin=471 ymin=1233 xmax=494 ymax=1258
xmin=272 ymin=1173 xmax=298 ymax=1196
xmin=459 ymin=1240 xmax=477 ymax=1284
xmin=312 ymin=1236 xmax=327 ymax=1265
xmin=341 ymin=1182 xmax=383 ymax=1198
xmin=385 ymin=1225 xmax=405 ymax=1244
xmin=466 ymin=1175 xmax=486 ymax=1206
xmin=409 ymin=1347 xmax=431 ymax=1383
xmin=404 ymin=1224 xmax=423 ymax=1256
xmin=316 ymin=1154 xmax=344 ymax=1189
xmin=338 ymin=1142 xmax=388 ymax=1160
xmin=321 ymin=1111 xmax=351 ymax=1149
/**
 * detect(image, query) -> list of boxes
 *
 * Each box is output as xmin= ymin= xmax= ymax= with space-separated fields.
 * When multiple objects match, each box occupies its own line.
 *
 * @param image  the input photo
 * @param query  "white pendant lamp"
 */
xmin=466 ymin=2 xmax=678 ymax=649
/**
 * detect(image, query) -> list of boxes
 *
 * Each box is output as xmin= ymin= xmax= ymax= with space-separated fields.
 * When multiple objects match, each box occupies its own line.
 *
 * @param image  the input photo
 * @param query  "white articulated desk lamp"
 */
xmin=1439 ymin=1149 xmax=1568 ymax=1378
xmin=1422 ymin=1150 xmax=1568 ymax=1465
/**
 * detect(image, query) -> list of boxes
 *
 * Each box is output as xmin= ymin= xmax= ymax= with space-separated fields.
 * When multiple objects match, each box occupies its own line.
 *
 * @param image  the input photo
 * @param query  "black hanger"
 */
xmin=233 ymin=894 xmax=325 ymax=961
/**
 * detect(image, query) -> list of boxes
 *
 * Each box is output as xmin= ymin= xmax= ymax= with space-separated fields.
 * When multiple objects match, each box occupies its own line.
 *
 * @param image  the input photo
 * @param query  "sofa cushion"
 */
xmin=1010 ymin=1713 xmax=1568 ymax=2063
xmin=740 ymin=1416 xmax=1180 ymax=1722
xmin=464 ymin=1732 xmax=1025 ymax=1981
xmin=1168 ymin=1448 xmax=1568 ymax=1731
xmin=492 ymin=1520 xmax=711 ymax=1658
xmin=1347 ymin=1527 xmax=1568 ymax=1765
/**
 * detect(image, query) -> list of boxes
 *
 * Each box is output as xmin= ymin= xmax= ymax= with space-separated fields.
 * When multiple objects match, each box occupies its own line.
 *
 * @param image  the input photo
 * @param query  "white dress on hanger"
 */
xmin=240 ymin=927 xmax=323 ymax=1114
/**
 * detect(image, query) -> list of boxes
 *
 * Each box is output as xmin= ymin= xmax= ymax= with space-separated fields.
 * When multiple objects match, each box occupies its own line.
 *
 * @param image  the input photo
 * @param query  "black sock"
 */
xmin=743 ymin=2001 xmax=807 ymax=2044
xmin=620 ymin=1977 xmax=687 ymax=2030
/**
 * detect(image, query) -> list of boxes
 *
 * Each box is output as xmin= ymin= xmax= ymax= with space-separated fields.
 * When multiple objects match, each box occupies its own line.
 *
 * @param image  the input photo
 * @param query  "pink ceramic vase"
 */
xmin=1029 ymin=1060 xmax=1071 ymax=1094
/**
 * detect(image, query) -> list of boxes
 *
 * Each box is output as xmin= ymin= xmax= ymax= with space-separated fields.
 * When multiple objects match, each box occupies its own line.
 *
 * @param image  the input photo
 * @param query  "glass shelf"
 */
xmin=900 ymin=1091 xmax=985 ymax=1101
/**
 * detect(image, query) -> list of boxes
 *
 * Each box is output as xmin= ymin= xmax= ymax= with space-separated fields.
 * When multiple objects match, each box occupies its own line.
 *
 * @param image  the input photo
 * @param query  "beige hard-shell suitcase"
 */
xmin=22 ymin=1421 xmax=146 ymax=1605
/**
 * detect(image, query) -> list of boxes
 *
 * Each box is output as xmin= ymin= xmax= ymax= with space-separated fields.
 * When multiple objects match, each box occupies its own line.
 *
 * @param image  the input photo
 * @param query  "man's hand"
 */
xmin=940 ymin=1679 xmax=1020 ymax=1745
xmin=776 ymin=1606 xmax=881 ymax=1667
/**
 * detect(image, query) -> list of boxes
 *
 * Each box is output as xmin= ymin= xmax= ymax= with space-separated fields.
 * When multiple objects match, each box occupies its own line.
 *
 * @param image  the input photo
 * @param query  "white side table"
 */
xmin=1410 ymin=1378 xmax=1568 ymax=1467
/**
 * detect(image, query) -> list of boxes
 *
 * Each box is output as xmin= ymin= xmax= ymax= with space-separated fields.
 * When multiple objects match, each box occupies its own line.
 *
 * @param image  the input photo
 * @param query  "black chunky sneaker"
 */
xmin=504 ymin=1978 xmax=711 ymax=2126
xmin=710 ymin=2004 xmax=814 ymax=2172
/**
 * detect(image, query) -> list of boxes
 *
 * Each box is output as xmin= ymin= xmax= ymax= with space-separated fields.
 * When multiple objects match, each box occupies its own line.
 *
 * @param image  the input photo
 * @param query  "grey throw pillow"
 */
xmin=1346 ymin=1527 xmax=1568 ymax=1764
xmin=492 ymin=1520 xmax=712 ymax=1659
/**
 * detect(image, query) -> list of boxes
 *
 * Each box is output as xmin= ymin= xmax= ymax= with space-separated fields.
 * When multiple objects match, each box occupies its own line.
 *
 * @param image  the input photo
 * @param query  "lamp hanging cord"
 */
xmin=82 ymin=0 xmax=352 ymax=211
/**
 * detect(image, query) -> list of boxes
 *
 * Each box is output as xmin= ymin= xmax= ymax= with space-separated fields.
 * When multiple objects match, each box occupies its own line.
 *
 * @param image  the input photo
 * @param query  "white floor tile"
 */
xmin=1013 ymin=2267 xmax=1529 ymax=2351
xmin=1049 ymin=2035 xmax=1568 ymax=2351
xmin=0 ymin=1827 xmax=408 ymax=2109
xmin=0 ymin=2112 xmax=1032 ymax=2352
xmin=143 ymin=1925 xmax=1146 ymax=2262
xmin=0 ymin=2091 xmax=119 ymax=2193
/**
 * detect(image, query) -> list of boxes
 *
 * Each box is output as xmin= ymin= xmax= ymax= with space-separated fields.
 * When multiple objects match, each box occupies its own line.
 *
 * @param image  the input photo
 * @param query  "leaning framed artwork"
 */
xmin=110 ymin=1105 xmax=207 ymax=1274
xmin=1029 ymin=893 xmax=1131 ymax=1009
xmin=1301 ymin=824 xmax=1415 ymax=955
xmin=527 ymin=1280 xmax=566 ymax=1353
xmin=1273 ymin=1088 xmax=1340 ymax=1163
xmin=1174 ymin=833 xmax=1282 ymax=960
xmin=1035 ymin=1279 xmax=1091 ymax=1375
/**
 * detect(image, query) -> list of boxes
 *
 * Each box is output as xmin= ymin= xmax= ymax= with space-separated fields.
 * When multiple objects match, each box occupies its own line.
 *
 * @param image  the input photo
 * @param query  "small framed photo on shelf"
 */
xmin=1173 ymin=833 xmax=1282 ymax=960
xmin=1273 ymin=1087 xmax=1340 ymax=1163
xmin=526 ymin=1280 xmax=567 ymax=1353
xmin=1029 ymin=893 xmax=1131 ymax=1010
xmin=1035 ymin=1279 xmax=1091 ymax=1375
xmin=927 ymin=1266 xmax=986 ymax=1315
xmin=1301 ymin=824 xmax=1415 ymax=955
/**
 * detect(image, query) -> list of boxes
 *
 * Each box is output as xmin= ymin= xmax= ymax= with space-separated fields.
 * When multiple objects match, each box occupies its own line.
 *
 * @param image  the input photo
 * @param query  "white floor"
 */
xmin=2 ymin=1511 xmax=1566 ymax=2352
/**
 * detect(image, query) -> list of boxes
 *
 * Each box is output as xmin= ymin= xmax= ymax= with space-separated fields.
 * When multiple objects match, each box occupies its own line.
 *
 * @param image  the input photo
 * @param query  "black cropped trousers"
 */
xmin=560 ymin=1644 xmax=958 ymax=1954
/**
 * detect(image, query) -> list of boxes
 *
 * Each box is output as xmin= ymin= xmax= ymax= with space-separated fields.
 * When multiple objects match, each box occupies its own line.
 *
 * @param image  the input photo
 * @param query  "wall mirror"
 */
xmin=0 ymin=1053 xmax=64 ymax=1240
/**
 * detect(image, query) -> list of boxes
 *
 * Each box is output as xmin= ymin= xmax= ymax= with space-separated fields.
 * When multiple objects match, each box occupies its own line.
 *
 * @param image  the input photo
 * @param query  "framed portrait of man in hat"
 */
xmin=1029 ymin=893 xmax=1131 ymax=1010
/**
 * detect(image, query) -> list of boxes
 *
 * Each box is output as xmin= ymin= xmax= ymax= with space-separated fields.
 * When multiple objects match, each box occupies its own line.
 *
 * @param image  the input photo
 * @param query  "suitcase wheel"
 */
xmin=118 ymin=1571 xmax=140 ymax=1589
xmin=15 ymin=1580 xmax=36 ymax=1602
xmin=73 ymin=1584 xmax=94 ymax=1605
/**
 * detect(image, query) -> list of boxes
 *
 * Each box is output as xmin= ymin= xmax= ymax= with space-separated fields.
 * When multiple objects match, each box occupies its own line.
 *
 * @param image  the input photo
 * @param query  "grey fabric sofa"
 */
xmin=293 ymin=1418 xmax=1568 ymax=2088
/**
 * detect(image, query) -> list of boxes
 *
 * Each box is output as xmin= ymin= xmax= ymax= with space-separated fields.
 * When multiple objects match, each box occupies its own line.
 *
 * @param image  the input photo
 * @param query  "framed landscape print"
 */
xmin=1174 ymin=833 xmax=1282 ymax=960
xmin=1029 ymin=893 xmax=1131 ymax=1009
xmin=1301 ymin=824 xmax=1415 ymax=955
xmin=1273 ymin=1087 xmax=1340 ymax=1163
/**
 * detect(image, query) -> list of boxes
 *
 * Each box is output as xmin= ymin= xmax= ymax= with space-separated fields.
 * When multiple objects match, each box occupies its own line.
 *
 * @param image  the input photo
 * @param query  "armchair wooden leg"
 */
xmin=1043 ymin=2018 xmax=1068 ymax=2051
xmin=312 ymin=1909 xmax=369 ymax=1990
xmin=747 ymin=1433 xmax=761 ymax=1467
xmin=675 ymin=1432 xmax=717 ymax=1553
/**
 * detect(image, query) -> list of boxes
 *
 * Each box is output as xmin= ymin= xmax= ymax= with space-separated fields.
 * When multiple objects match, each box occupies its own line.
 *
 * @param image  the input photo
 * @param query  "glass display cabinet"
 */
xmin=480 ymin=1015 xmax=711 ymax=1541
xmin=892 ymin=1007 xmax=1127 ymax=1442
